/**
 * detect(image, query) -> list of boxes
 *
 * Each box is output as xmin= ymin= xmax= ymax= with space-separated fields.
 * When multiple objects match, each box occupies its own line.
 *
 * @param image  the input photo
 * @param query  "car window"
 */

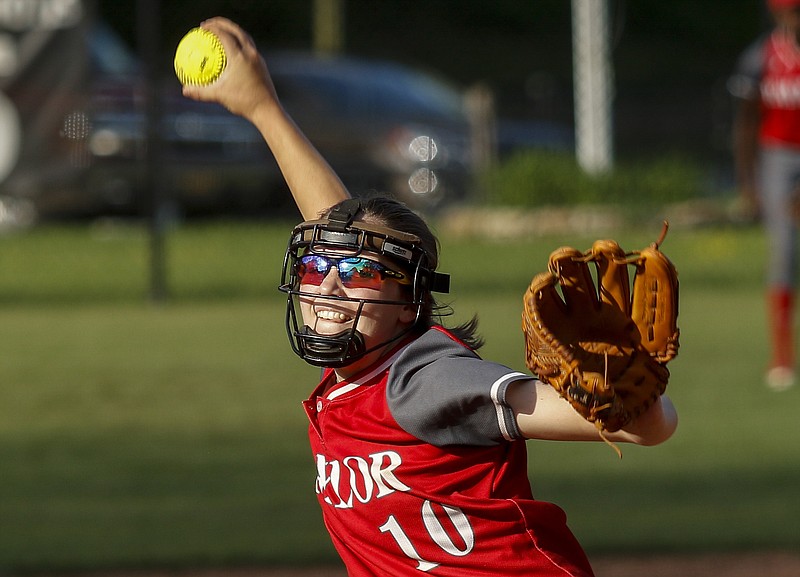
xmin=269 ymin=54 xmax=465 ymax=124
xmin=274 ymin=74 xmax=353 ymax=118
xmin=363 ymin=67 xmax=464 ymax=122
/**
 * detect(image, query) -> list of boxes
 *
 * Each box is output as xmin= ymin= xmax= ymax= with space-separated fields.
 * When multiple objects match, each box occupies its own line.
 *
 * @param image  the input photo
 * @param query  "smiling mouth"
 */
xmin=314 ymin=308 xmax=353 ymax=323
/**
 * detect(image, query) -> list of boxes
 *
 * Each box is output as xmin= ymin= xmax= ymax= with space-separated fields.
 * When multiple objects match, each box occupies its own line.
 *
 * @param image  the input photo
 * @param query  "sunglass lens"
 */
xmin=297 ymin=255 xmax=330 ymax=285
xmin=339 ymin=258 xmax=382 ymax=289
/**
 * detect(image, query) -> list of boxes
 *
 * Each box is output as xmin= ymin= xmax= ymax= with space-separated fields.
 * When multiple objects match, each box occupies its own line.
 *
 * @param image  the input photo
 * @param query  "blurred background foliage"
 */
xmin=480 ymin=151 xmax=706 ymax=207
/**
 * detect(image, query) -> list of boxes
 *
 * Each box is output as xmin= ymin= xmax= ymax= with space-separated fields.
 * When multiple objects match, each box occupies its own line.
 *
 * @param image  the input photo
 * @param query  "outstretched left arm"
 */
xmin=507 ymin=379 xmax=678 ymax=446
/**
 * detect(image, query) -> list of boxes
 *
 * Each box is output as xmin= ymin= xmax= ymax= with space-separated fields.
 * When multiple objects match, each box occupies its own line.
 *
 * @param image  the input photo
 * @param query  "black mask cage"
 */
xmin=278 ymin=199 xmax=450 ymax=367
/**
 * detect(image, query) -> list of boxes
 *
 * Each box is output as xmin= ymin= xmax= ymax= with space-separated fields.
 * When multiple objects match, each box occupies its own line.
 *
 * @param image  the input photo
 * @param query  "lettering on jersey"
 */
xmin=316 ymin=450 xmax=411 ymax=509
xmin=762 ymin=77 xmax=800 ymax=109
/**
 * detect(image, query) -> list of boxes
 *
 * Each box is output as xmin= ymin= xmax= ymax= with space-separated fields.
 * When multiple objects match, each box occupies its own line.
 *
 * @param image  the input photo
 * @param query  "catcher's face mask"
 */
xmin=279 ymin=198 xmax=450 ymax=368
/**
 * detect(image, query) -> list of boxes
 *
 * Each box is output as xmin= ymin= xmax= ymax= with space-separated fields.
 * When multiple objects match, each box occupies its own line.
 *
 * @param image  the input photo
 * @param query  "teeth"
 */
xmin=316 ymin=310 xmax=351 ymax=322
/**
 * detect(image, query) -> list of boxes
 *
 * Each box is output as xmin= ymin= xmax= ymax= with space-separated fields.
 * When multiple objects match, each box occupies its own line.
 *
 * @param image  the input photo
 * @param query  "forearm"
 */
xmin=732 ymin=99 xmax=761 ymax=193
xmin=510 ymin=380 xmax=677 ymax=446
xmin=248 ymin=99 xmax=350 ymax=220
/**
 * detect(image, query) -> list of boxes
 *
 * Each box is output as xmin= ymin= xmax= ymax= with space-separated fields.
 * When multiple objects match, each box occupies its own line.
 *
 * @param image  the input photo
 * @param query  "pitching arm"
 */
xmin=180 ymin=17 xmax=350 ymax=220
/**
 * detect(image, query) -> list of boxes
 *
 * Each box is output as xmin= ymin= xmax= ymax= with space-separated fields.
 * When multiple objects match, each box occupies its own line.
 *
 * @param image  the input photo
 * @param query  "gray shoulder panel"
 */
xmin=387 ymin=329 xmax=533 ymax=447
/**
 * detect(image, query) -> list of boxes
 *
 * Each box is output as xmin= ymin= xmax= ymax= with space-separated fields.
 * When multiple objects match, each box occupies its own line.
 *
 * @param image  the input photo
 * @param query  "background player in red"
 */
xmin=730 ymin=0 xmax=800 ymax=391
xmin=184 ymin=17 xmax=679 ymax=576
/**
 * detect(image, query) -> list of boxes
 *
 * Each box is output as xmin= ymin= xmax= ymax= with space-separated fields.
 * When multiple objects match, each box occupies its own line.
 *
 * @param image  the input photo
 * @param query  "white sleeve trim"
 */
xmin=490 ymin=372 xmax=530 ymax=441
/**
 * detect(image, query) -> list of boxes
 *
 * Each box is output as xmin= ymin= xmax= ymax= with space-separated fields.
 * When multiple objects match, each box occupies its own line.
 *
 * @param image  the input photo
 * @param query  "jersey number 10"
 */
xmin=379 ymin=500 xmax=475 ymax=572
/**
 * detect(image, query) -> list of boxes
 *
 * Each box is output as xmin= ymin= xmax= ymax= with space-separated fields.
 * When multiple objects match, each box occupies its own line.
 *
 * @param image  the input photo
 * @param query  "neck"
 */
xmin=333 ymin=332 xmax=415 ymax=382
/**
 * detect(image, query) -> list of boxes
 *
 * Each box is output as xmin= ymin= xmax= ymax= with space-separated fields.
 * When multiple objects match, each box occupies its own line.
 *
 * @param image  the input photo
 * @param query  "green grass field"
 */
xmin=1 ymin=219 xmax=798 ymax=573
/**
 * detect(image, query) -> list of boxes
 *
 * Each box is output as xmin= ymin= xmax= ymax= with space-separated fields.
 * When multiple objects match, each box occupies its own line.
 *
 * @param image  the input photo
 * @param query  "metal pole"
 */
xmin=571 ymin=0 xmax=614 ymax=174
xmin=137 ymin=0 xmax=167 ymax=302
xmin=313 ymin=0 xmax=345 ymax=55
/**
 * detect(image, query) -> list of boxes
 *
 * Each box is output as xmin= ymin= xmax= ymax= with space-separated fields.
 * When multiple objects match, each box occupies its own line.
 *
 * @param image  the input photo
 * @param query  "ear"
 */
xmin=398 ymin=303 xmax=418 ymax=325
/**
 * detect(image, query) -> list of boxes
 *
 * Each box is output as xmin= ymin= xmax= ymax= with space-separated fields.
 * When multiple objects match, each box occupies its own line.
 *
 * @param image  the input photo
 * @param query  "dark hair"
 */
xmin=324 ymin=195 xmax=484 ymax=350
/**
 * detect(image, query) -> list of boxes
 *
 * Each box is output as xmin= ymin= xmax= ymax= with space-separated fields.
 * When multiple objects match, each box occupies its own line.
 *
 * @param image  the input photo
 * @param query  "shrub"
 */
xmin=478 ymin=151 xmax=706 ymax=207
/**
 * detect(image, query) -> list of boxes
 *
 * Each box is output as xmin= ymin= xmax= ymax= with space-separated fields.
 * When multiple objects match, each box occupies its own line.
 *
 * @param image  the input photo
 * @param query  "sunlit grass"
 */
xmin=0 ymin=220 xmax=797 ymax=572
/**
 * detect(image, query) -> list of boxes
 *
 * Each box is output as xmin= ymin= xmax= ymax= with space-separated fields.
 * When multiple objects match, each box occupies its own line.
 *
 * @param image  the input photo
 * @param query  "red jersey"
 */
xmin=303 ymin=327 xmax=594 ymax=576
xmin=732 ymin=29 xmax=800 ymax=147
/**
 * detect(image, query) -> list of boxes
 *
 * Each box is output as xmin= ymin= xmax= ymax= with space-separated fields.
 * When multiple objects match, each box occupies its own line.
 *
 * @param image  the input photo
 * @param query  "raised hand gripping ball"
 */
xmin=174 ymin=27 xmax=227 ymax=86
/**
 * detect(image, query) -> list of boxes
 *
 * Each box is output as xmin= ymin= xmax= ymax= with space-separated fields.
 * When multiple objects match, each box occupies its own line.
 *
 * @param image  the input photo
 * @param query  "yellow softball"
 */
xmin=174 ymin=27 xmax=227 ymax=86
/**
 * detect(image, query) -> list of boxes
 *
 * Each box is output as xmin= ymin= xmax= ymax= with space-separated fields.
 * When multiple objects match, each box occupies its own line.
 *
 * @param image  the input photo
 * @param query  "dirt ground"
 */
xmin=589 ymin=551 xmax=800 ymax=577
xmin=33 ymin=551 xmax=800 ymax=577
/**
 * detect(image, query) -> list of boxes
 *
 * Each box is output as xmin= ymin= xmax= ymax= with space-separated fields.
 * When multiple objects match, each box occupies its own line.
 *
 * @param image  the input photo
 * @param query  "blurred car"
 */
xmin=44 ymin=23 xmax=281 ymax=219
xmin=1 ymin=22 xmax=476 ymax=223
xmin=268 ymin=50 xmax=474 ymax=212
xmin=0 ymin=21 xmax=272 ymax=223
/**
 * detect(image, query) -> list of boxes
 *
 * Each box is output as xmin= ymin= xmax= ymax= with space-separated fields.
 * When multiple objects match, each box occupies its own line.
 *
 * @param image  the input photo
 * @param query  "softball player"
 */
xmin=730 ymin=0 xmax=800 ymax=391
xmin=184 ymin=17 xmax=678 ymax=576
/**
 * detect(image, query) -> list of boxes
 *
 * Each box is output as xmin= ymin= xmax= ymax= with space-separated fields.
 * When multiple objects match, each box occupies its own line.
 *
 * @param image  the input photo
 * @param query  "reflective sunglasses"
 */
xmin=295 ymin=254 xmax=411 ymax=290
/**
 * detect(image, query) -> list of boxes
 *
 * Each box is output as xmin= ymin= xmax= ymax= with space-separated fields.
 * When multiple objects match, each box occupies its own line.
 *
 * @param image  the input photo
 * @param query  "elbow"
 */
xmin=629 ymin=397 xmax=679 ymax=446
xmin=639 ymin=416 xmax=678 ymax=446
